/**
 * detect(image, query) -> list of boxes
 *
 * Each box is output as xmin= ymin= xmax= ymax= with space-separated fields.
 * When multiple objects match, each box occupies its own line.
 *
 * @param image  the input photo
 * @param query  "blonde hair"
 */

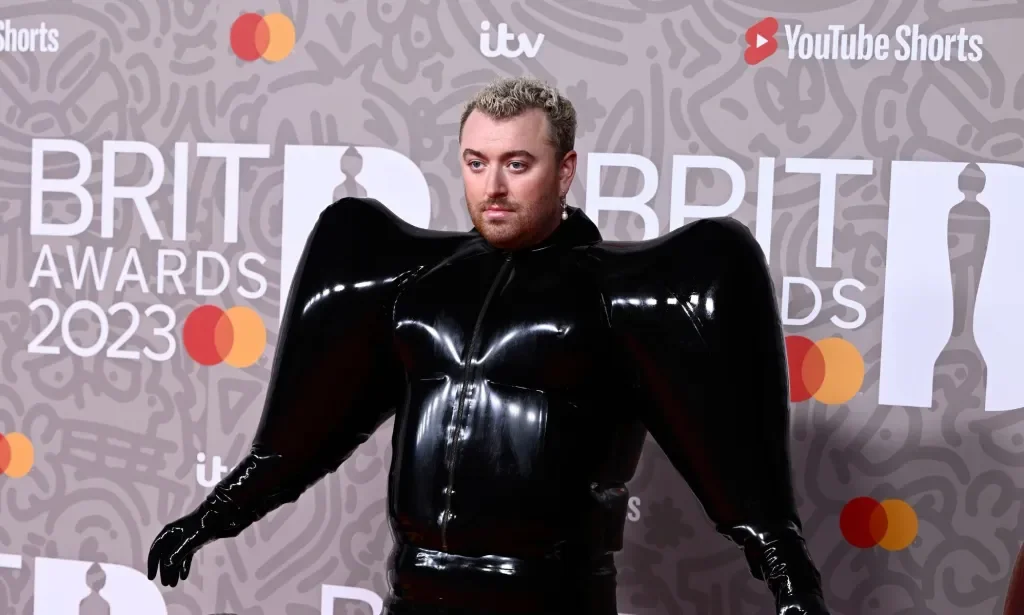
xmin=459 ymin=77 xmax=577 ymax=159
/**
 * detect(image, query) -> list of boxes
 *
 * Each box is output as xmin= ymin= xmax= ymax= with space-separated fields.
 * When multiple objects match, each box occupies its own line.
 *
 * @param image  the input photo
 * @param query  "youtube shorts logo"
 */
xmin=745 ymin=17 xmax=778 ymax=65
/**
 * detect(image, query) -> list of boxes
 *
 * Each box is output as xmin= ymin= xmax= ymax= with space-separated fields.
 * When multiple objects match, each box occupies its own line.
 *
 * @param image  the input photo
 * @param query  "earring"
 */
xmin=560 ymin=195 xmax=568 ymax=220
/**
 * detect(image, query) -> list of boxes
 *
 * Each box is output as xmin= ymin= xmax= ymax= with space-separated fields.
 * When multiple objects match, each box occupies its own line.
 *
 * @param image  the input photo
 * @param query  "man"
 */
xmin=148 ymin=77 xmax=831 ymax=615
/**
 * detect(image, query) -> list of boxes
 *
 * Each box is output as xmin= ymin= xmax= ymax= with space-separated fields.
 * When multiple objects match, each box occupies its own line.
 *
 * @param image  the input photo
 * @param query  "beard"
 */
xmin=466 ymin=189 xmax=561 ymax=250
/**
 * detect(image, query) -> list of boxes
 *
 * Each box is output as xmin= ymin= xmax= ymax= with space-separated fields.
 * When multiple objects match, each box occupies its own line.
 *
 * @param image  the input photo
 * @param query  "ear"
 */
xmin=558 ymin=150 xmax=577 ymax=197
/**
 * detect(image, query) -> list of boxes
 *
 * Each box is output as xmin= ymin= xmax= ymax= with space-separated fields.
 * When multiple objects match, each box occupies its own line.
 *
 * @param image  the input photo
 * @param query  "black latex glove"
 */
xmin=728 ymin=522 xmax=831 ymax=615
xmin=146 ymin=495 xmax=242 ymax=587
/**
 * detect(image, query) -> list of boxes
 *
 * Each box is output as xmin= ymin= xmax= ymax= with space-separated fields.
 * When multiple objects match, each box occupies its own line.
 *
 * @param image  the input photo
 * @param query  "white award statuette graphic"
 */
xmin=879 ymin=160 xmax=1024 ymax=411
xmin=279 ymin=144 xmax=433 ymax=324
xmin=322 ymin=584 xmax=384 ymax=615
xmin=0 ymin=555 xmax=167 ymax=615
xmin=0 ymin=552 xmax=392 ymax=614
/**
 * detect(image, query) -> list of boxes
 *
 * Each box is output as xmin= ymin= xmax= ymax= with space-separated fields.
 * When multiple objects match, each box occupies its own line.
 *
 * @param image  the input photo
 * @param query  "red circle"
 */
xmin=785 ymin=336 xmax=824 ymax=402
xmin=230 ymin=13 xmax=265 ymax=62
xmin=183 ymin=306 xmax=227 ymax=365
xmin=840 ymin=497 xmax=886 ymax=548
xmin=0 ymin=434 xmax=10 ymax=474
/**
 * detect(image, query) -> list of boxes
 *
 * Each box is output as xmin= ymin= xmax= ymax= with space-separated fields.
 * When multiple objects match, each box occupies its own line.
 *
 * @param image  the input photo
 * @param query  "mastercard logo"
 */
xmin=230 ymin=12 xmax=295 ymax=62
xmin=840 ymin=497 xmax=918 ymax=551
xmin=0 ymin=433 xmax=34 ymax=478
xmin=785 ymin=335 xmax=864 ymax=404
xmin=183 ymin=305 xmax=267 ymax=368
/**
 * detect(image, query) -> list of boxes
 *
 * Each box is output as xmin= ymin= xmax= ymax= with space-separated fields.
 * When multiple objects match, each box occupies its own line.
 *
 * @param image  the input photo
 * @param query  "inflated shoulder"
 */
xmin=320 ymin=196 xmax=413 ymax=239
xmin=593 ymin=215 xmax=813 ymax=600
xmin=672 ymin=215 xmax=764 ymax=264
xmin=620 ymin=216 xmax=761 ymax=274
xmin=313 ymin=196 xmax=469 ymax=283
xmin=591 ymin=216 xmax=768 ymax=290
xmin=589 ymin=216 xmax=776 ymax=351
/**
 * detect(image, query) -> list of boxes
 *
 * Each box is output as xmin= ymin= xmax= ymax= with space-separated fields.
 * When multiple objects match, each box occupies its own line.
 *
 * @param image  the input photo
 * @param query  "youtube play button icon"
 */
xmin=745 ymin=17 xmax=779 ymax=65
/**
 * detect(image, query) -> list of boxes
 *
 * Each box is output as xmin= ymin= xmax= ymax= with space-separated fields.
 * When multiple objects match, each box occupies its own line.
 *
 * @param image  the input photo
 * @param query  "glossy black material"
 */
xmin=148 ymin=197 xmax=829 ymax=614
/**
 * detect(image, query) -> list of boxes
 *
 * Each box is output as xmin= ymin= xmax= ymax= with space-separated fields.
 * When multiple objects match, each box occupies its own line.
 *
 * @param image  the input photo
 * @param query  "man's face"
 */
xmin=460 ymin=108 xmax=576 ymax=250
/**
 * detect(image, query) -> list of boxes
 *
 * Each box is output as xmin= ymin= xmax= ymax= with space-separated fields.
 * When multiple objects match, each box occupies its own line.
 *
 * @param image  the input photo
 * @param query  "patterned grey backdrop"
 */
xmin=0 ymin=0 xmax=1022 ymax=613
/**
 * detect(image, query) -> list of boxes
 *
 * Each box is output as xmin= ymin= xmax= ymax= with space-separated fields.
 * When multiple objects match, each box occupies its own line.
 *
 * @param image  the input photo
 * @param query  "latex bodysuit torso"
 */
xmin=148 ymin=197 xmax=829 ymax=614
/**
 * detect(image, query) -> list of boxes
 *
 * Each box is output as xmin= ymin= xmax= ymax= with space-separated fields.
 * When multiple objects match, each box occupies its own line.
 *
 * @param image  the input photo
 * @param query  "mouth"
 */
xmin=483 ymin=205 xmax=514 ymax=220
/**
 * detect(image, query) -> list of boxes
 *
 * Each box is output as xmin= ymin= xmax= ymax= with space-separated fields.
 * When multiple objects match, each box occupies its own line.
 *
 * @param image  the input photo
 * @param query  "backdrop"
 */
xmin=1 ymin=1 xmax=1022 ymax=614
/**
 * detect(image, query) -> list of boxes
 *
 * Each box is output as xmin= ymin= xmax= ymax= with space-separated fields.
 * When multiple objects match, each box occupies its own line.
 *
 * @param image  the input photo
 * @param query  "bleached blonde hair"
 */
xmin=459 ymin=76 xmax=577 ymax=159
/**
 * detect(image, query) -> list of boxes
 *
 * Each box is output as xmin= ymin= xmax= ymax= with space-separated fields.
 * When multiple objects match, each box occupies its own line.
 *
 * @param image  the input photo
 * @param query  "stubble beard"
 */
xmin=468 ymin=190 xmax=561 ymax=250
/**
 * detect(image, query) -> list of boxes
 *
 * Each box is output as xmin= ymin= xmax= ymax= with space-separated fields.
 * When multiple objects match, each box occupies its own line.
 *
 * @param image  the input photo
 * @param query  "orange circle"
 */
xmin=785 ymin=336 xmax=864 ymax=404
xmin=0 ymin=433 xmax=34 ymax=478
xmin=260 ymin=13 xmax=295 ymax=62
xmin=222 ymin=306 xmax=266 ymax=368
xmin=814 ymin=338 xmax=864 ymax=404
xmin=878 ymin=499 xmax=918 ymax=551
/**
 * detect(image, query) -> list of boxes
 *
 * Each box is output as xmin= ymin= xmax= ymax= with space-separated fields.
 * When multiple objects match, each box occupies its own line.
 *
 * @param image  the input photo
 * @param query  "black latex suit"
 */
xmin=148 ymin=196 xmax=830 ymax=615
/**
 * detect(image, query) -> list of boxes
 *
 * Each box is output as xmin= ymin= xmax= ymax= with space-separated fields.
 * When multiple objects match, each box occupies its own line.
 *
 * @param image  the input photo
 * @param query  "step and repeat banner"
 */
xmin=0 ymin=1 xmax=1022 ymax=614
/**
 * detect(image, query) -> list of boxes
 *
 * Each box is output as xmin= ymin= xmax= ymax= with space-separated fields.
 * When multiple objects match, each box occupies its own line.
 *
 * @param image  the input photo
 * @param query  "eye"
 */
xmin=468 ymin=160 xmax=484 ymax=170
xmin=508 ymin=161 xmax=527 ymax=171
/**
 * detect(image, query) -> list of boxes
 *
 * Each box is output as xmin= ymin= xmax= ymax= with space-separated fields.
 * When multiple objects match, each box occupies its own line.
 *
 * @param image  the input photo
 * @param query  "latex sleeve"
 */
xmin=199 ymin=197 xmax=409 ymax=537
xmin=1004 ymin=543 xmax=1024 ymax=615
xmin=612 ymin=217 xmax=827 ymax=608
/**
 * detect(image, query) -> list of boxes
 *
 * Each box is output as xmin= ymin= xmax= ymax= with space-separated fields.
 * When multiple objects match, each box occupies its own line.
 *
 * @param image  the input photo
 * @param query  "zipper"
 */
xmin=440 ymin=253 xmax=514 ymax=550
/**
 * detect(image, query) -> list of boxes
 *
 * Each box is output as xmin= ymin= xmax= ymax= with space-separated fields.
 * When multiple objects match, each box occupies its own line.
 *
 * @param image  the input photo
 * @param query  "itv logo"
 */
xmin=479 ymin=20 xmax=544 ymax=59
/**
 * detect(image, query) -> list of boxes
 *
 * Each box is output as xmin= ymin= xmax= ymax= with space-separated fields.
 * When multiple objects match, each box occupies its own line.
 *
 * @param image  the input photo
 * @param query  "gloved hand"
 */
xmin=725 ymin=522 xmax=832 ymax=615
xmin=146 ymin=499 xmax=239 ymax=587
xmin=147 ymin=450 xmax=310 ymax=587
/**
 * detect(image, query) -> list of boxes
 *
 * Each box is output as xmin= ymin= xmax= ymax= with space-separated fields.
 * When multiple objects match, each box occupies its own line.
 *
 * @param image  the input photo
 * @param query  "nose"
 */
xmin=484 ymin=168 xmax=507 ymax=200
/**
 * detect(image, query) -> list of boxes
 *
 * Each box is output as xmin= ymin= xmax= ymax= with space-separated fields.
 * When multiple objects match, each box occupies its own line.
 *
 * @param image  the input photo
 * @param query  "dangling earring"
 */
xmin=560 ymin=194 xmax=568 ymax=220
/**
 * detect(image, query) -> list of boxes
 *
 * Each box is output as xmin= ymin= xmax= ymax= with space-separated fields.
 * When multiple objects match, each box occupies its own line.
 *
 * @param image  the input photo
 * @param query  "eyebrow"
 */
xmin=462 ymin=148 xmax=537 ymax=161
